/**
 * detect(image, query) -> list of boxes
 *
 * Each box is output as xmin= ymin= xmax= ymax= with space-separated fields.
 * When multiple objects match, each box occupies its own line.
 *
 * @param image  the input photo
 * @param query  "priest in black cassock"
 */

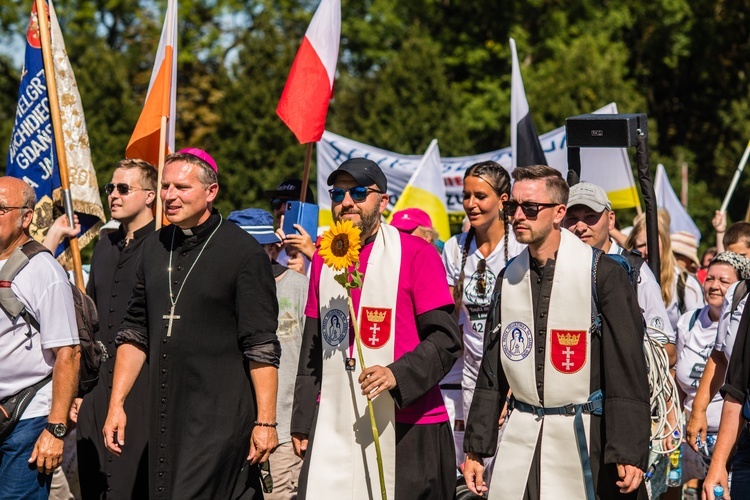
xmin=103 ymin=149 xmax=280 ymax=499
xmin=77 ymin=158 xmax=156 ymax=499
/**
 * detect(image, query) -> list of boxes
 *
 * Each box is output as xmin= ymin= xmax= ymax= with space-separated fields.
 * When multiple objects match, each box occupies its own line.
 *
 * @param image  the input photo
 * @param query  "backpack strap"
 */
xmin=590 ymin=248 xmax=603 ymax=337
xmin=620 ymin=248 xmax=643 ymax=297
xmin=688 ymin=308 xmax=701 ymax=332
xmin=676 ymin=270 xmax=688 ymax=314
xmin=732 ymin=280 xmax=749 ymax=314
xmin=0 ymin=240 xmax=51 ymax=333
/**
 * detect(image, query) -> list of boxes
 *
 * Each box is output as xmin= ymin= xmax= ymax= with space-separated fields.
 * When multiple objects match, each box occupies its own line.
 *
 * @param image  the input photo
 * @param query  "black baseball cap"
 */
xmin=265 ymin=178 xmax=315 ymax=204
xmin=327 ymin=158 xmax=388 ymax=193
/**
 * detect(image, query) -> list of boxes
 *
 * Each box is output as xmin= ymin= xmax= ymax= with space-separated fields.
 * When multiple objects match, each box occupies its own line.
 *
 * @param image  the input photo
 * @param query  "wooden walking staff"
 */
xmin=34 ymin=0 xmax=85 ymax=291
xmin=720 ymin=139 xmax=750 ymax=214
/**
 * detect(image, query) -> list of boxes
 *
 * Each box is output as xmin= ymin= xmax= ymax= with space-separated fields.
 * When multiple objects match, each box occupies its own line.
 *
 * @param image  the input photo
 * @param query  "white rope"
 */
xmin=643 ymin=335 xmax=682 ymax=455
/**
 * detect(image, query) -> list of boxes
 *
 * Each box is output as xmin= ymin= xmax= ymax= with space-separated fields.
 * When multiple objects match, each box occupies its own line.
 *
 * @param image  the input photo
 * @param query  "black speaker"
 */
xmin=565 ymin=113 xmax=647 ymax=148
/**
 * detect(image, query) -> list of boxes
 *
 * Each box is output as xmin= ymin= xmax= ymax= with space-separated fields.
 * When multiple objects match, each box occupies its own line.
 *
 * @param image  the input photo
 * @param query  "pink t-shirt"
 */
xmin=306 ymin=230 xmax=453 ymax=424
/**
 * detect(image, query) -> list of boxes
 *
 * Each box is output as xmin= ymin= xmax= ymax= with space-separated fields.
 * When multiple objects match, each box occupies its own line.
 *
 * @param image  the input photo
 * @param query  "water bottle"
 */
xmin=714 ymin=485 xmax=725 ymax=499
xmin=666 ymin=430 xmax=682 ymax=487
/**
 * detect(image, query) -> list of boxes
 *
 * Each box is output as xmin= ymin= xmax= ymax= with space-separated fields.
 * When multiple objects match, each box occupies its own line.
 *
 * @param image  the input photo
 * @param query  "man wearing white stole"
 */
xmin=463 ymin=165 xmax=650 ymax=499
xmin=292 ymin=158 xmax=462 ymax=499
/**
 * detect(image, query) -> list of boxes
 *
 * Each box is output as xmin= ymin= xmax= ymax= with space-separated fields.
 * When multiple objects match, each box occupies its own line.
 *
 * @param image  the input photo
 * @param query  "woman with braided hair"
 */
xmin=441 ymin=161 xmax=525 ymax=467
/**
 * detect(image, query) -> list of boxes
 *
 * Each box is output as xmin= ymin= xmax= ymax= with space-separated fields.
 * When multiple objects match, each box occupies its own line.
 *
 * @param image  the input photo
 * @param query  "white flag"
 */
xmin=655 ymin=163 xmax=701 ymax=243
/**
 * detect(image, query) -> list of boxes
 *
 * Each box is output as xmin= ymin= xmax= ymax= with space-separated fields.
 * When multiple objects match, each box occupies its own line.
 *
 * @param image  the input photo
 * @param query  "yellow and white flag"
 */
xmin=386 ymin=140 xmax=450 ymax=241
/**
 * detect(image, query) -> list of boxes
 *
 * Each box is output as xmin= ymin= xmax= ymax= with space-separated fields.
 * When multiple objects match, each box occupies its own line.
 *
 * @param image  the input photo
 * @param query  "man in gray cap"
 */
xmin=562 ymin=181 xmax=675 ymax=360
xmin=292 ymin=158 xmax=461 ymax=499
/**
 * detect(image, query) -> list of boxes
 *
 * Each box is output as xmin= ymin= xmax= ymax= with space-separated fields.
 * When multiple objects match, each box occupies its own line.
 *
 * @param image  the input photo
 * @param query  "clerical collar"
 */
xmin=177 ymin=209 xmax=221 ymax=239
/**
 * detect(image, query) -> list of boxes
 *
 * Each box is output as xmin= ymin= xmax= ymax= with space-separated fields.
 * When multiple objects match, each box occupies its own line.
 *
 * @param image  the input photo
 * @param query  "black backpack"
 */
xmin=0 ymin=240 xmax=103 ymax=396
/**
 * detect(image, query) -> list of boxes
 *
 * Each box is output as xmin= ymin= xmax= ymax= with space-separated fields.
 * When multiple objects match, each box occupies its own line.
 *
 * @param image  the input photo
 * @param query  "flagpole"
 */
xmin=154 ymin=0 xmax=175 ymax=230
xmin=720 ymin=139 xmax=750 ymax=214
xmin=35 ymin=0 xmax=85 ymax=291
xmin=300 ymin=142 xmax=313 ymax=203
xmin=155 ymin=116 xmax=167 ymax=229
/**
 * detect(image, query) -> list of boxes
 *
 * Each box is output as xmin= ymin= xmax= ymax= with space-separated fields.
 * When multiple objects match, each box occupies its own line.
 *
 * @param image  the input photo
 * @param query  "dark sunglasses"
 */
xmin=259 ymin=460 xmax=273 ymax=493
xmin=105 ymin=183 xmax=150 ymax=196
xmin=328 ymin=186 xmax=383 ymax=203
xmin=476 ymin=258 xmax=487 ymax=297
xmin=503 ymin=200 xmax=559 ymax=218
xmin=271 ymin=199 xmax=285 ymax=211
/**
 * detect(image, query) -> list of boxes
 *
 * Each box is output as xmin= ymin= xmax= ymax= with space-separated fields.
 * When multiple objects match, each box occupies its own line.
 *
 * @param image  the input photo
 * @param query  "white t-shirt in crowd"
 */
xmin=666 ymin=266 xmax=704 ymax=330
xmin=442 ymin=230 xmax=525 ymax=389
xmin=715 ymin=280 xmax=748 ymax=361
xmin=674 ymin=307 xmax=723 ymax=432
xmin=0 ymin=251 xmax=79 ymax=419
xmin=609 ymin=242 xmax=675 ymax=344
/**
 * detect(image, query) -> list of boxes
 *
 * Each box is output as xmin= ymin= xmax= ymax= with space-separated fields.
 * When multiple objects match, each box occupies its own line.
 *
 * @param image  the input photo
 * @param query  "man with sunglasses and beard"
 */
xmin=76 ymin=158 xmax=156 ymax=499
xmin=292 ymin=158 xmax=462 ymax=499
xmin=463 ymin=165 xmax=650 ymax=499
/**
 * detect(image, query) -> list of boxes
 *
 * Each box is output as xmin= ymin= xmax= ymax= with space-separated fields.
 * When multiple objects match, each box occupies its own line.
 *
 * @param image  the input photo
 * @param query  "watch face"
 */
xmin=48 ymin=423 xmax=66 ymax=437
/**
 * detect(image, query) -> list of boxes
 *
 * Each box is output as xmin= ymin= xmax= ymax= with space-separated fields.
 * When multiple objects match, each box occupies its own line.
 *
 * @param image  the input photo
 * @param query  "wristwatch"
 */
xmin=46 ymin=422 xmax=67 ymax=438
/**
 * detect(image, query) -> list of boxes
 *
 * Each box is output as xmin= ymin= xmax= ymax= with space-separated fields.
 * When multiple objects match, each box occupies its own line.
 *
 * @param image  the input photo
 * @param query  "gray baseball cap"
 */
xmin=567 ymin=182 xmax=611 ymax=212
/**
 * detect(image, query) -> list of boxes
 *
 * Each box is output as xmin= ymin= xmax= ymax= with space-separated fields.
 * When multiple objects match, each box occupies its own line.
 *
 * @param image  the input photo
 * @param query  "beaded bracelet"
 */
xmin=254 ymin=421 xmax=278 ymax=428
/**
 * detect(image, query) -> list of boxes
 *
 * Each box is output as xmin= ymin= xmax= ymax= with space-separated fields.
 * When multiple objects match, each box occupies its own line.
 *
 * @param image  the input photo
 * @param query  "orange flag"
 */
xmin=125 ymin=0 xmax=177 ymax=165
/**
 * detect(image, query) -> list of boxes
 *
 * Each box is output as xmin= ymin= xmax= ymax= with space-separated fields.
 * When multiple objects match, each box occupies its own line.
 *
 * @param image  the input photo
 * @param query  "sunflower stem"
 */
xmin=348 ymin=292 xmax=387 ymax=500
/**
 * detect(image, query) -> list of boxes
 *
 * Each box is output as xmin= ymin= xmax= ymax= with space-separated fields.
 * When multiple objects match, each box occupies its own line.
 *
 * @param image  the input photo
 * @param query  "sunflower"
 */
xmin=319 ymin=220 xmax=362 ymax=271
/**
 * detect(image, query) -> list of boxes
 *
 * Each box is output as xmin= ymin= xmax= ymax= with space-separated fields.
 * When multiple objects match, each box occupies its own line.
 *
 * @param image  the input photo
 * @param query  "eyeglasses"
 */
xmin=0 ymin=206 xmax=31 ymax=215
xmin=259 ymin=460 xmax=273 ymax=494
xmin=476 ymin=258 xmax=487 ymax=297
xmin=271 ymin=199 xmax=285 ymax=211
xmin=329 ymin=186 xmax=383 ymax=203
xmin=503 ymin=200 xmax=559 ymax=218
xmin=104 ymin=183 xmax=150 ymax=196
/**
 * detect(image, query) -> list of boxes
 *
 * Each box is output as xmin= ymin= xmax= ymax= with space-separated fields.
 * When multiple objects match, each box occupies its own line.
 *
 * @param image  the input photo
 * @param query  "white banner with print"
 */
xmin=317 ymin=103 xmax=639 ymax=226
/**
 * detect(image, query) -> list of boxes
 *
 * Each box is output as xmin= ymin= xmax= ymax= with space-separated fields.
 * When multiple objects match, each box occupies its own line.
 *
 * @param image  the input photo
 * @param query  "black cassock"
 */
xmin=78 ymin=221 xmax=154 ymax=499
xmin=116 ymin=211 xmax=279 ymax=499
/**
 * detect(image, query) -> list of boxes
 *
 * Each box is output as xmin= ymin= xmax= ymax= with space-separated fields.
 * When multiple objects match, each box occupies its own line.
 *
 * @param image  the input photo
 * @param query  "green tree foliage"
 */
xmin=2 ymin=0 xmax=750 ymax=247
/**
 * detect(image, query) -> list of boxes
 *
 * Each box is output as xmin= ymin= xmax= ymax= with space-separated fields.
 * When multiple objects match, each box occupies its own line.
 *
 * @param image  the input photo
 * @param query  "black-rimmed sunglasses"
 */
xmin=259 ymin=460 xmax=273 ymax=493
xmin=104 ymin=183 xmax=149 ymax=196
xmin=503 ymin=200 xmax=559 ymax=218
xmin=328 ymin=186 xmax=383 ymax=203
xmin=271 ymin=198 xmax=285 ymax=211
xmin=476 ymin=258 xmax=487 ymax=297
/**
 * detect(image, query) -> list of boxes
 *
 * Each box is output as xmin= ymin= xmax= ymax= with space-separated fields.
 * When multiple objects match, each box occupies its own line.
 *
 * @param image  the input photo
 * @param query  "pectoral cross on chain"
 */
xmin=163 ymin=305 xmax=181 ymax=337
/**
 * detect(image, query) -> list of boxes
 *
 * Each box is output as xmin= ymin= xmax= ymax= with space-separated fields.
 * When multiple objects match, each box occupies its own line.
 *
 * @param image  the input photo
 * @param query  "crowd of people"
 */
xmin=2 ymin=152 xmax=750 ymax=500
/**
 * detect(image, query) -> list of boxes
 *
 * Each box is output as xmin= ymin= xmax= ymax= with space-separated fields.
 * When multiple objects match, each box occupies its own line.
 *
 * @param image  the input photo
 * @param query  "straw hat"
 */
xmin=670 ymin=231 xmax=700 ymax=267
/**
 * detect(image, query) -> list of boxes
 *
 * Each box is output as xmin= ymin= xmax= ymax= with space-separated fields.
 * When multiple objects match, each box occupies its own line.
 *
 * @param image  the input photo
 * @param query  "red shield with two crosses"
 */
xmin=550 ymin=330 xmax=587 ymax=374
xmin=360 ymin=307 xmax=392 ymax=349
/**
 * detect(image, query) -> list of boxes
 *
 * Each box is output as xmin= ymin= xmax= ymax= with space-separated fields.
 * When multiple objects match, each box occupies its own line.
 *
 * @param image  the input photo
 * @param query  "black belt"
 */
xmin=512 ymin=397 xmax=603 ymax=500
xmin=512 ymin=399 xmax=603 ymax=419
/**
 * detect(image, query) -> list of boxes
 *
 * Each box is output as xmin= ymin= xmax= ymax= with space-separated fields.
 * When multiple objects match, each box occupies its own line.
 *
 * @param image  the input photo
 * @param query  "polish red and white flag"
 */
xmin=276 ymin=0 xmax=341 ymax=144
